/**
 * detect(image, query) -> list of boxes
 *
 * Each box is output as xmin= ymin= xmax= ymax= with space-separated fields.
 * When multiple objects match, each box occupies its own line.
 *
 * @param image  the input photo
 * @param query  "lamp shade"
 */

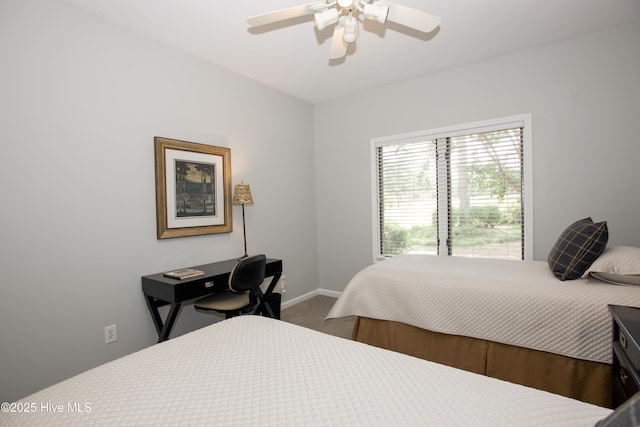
xmin=232 ymin=182 xmax=254 ymax=205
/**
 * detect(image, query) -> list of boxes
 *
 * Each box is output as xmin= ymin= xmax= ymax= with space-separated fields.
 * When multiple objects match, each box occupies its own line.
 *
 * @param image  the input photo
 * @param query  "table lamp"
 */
xmin=232 ymin=181 xmax=254 ymax=259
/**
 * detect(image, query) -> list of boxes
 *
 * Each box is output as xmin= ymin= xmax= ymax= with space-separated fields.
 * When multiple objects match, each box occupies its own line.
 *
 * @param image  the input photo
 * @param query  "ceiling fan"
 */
xmin=247 ymin=0 xmax=441 ymax=60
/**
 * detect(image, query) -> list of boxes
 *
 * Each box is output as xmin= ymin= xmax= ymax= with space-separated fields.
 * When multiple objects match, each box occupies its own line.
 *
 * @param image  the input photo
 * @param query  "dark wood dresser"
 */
xmin=609 ymin=305 xmax=640 ymax=407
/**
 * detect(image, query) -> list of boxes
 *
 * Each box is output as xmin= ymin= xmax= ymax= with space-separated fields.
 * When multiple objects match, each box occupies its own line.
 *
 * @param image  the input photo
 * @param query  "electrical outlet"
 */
xmin=104 ymin=325 xmax=117 ymax=344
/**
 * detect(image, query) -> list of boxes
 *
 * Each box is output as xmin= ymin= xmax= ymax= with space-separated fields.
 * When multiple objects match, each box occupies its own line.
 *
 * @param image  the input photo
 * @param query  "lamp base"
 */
xmin=239 ymin=204 xmax=249 ymax=262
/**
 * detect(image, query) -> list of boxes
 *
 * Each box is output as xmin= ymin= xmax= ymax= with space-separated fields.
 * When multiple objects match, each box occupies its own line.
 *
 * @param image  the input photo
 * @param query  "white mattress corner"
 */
xmin=1 ymin=315 xmax=611 ymax=426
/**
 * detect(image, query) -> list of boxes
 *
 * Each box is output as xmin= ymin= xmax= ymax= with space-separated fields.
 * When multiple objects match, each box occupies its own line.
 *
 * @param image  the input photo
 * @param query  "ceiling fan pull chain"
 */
xmin=343 ymin=10 xmax=358 ymax=43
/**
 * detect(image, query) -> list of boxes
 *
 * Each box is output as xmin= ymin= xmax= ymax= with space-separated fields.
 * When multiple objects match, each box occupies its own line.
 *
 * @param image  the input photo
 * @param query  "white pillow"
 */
xmin=582 ymin=246 xmax=640 ymax=285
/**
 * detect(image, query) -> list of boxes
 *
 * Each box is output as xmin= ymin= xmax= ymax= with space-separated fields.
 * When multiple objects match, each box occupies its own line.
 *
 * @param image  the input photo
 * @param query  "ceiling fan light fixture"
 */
xmin=342 ymin=13 xmax=358 ymax=43
xmin=363 ymin=3 xmax=389 ymax=24
xmin=247 ymin=1 xmax=441 ymax=60
xmin=313 ymin=8 xmax=339 ymax=31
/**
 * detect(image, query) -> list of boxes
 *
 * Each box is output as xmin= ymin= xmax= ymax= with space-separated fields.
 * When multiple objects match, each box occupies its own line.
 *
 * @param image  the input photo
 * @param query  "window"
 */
xmin=371 ymin=115 xmax=532 ymax=261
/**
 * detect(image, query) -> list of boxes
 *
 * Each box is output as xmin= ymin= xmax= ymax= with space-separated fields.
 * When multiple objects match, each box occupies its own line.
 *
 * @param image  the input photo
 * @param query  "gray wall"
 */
xmin=314 ymin=21 xmax=640 ymax=293
xmin=0 ymin=0 xmax=318 ymax=403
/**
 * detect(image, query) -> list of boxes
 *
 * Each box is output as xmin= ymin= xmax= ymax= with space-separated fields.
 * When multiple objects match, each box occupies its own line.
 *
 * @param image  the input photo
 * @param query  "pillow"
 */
xmin=547 ymin=217 xmax=608 ymax=281
xmin=589 ymin=272 xmax=640 ymax=287
xmin=582 ymin=246 xmax=640 ymax=286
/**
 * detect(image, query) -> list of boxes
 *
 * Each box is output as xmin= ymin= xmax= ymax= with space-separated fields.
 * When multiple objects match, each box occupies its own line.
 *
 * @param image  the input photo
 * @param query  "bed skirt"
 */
xmin=352 ymin=316 xmax=612 ymax=408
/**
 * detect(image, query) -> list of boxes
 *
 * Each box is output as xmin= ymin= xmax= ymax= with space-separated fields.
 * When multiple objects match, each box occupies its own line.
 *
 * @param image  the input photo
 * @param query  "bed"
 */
xmin=0 ymin=316 xmax=614 ymax=426
xmin=326 ymin=252 xmax=640 ymax=408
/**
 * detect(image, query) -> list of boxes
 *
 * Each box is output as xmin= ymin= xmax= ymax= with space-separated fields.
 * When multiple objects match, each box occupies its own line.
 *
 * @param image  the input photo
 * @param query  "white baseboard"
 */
xmin=280 ymin=288 xmax=341 ymax=310
xmin=319 ymin=288 xmax=342 ymax=299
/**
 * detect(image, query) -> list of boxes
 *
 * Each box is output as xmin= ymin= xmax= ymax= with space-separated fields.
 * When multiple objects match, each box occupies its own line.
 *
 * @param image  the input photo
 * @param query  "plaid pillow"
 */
xmin=547 ymin=217 xmax=608 ymax=281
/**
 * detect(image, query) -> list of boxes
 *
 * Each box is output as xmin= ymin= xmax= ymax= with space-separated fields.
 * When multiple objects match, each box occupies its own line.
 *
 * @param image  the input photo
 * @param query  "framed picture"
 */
xmin=154 ymin=137 xmax=232 ymax=239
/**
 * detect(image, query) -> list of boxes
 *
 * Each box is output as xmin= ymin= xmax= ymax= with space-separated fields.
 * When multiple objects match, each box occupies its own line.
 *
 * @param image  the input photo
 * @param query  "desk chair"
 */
xmin=195 ymin=254 xmax=268 ymax=319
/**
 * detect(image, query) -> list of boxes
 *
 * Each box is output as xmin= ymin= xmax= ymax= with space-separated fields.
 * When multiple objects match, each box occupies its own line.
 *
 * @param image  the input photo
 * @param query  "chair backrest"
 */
xmin=228 ymin=254 xmax=267 ymax=293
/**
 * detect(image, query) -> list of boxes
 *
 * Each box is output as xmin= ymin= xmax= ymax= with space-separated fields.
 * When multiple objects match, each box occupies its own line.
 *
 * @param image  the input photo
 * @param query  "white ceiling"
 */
xmin=65 ymin=0 xmax=640 ymax=104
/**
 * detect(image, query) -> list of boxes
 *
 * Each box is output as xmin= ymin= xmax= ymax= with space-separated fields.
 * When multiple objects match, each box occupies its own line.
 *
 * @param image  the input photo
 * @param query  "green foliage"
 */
xmin=451 ymin=223 xmax=521 ymax=247
xmin=384 ymin=221 xmax=521 ymax=253
xmin=432 ymin=208 xmax=460 ymax=227
xmin=383 ymin=222 xmax=412 ymax=255
xmin=434 ymin=205 xmax=504 ymax=228
xmin=466 ymin=131 xmax=522 ymax=202
xmin=505 ymin=204 xmax=522 ymax=225
xmin=466 ymin=205 xmax=502 ymax=227
xmin=468 ymin=164 xmax=517 ymax=201
xmin=409 ymin=224 xmax=438 ymax=248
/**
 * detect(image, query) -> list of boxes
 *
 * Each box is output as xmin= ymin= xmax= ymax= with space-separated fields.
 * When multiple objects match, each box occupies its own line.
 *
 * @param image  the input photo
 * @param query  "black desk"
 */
xmin=142 ymin=258 xmax=283 ymax=342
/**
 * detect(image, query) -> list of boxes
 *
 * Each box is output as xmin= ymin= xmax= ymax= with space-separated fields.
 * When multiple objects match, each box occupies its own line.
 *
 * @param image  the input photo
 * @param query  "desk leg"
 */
xmin=159 ymin=303 xmax=181 ymax=342
xmin=144 ymin=294 xmax=182 ymax=343
xmin=255 ymin=273 xmax=281 ymax=319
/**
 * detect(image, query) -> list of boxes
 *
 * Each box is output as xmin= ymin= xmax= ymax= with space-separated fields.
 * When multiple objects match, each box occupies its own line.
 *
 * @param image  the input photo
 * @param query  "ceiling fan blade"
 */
xmin=385 ymin=2 xmax=441 ymax=33
xmin=247 ymin=3 xmax=326 ymax=27
xmin=329 ymin=20 xmax=347 ymax=59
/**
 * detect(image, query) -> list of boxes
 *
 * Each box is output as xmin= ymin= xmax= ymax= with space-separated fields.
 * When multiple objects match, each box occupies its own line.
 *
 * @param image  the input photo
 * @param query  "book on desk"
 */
xmin=163 ymin=268 xmax=205 ymax=280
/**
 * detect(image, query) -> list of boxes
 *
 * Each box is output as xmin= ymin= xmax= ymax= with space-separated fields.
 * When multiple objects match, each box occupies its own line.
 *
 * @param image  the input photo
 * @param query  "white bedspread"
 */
xmin=327 ymin=254 xmax=640 ymax=364
xmin=1 ymin=316 xmax=610 ymax=426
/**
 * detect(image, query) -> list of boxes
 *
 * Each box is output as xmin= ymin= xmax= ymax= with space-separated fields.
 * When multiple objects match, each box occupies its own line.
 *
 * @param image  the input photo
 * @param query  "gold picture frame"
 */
xmin=154 ymin=137 xmax=232 ymax=239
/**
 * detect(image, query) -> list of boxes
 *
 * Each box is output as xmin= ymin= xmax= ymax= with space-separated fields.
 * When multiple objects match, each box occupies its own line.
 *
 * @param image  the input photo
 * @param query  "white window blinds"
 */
xmin=376 ymin=140 xmax=437 ymax=256
xmin=373 ymin=116 xmax=531 ymax=261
